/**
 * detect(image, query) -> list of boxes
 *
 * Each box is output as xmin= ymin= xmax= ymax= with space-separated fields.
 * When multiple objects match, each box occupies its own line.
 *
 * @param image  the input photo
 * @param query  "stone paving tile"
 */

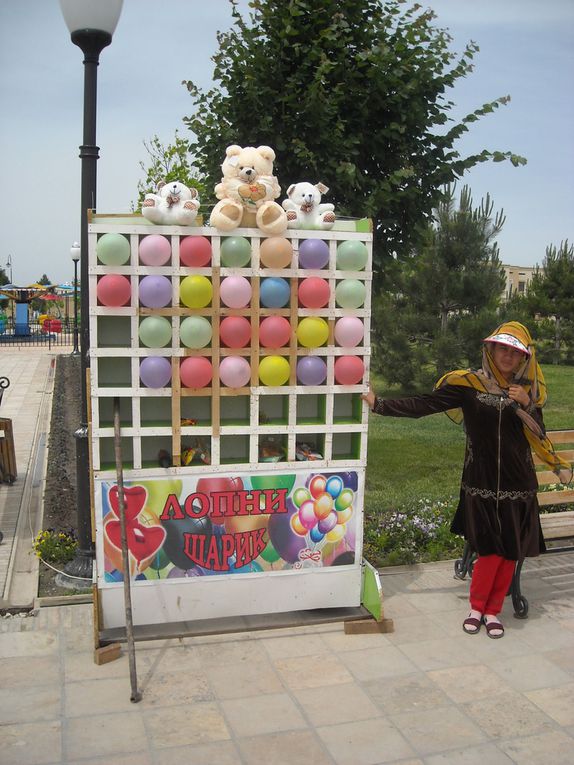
xmin=0 ymin=719 xmax=62 ymax=765
xmin=238 ymin=730 xmax=335 ymax=765
xmin=206 ymin=653 xmax=284 ymax=699
xmin=261 ymin=630 xmax=330 ymax=659
xmin=389 ymin=705 xmax=486 ymax=756
xmin=1 ymin=655 xmax=60 ymax=688
xmin=138 ymin=668 xmax=215 ymax=707
xmin=427 ymin=663 xmax=516 ymax=704
xmin=63 ymin=649 xmax=131 ymax=681
xmin=0 ymin=685 xmax=60 ymax=725
xmin=338 ymin=643 xmax=418 ymax=680
xmin=64 ymin=677 xmax=148 ymax=717
xmin=400 ymin=591 xmax=465 ymax=614
xmin=362 ymin=672 xmax=451 ymax=714
xmin=543 ymin=645 xmax=574 ymax=675
xmin=463 ymin=690 xmax=556 ymax=739
xmin=320 ymin=628 xmax=392 ymax=653
xmin=221 ymin=692 xmax=307 ymax=737
xmin=293 ymin=682 xmax=382 ymax=726
xmin=424 ymin=742 xmax=514 ymax=764
xmin=498 ymin=730 xmax=574 ymax=765
xmin=135 ymin=639 xmax=204 ymax=674
xmin=144 ymin=701 xmax=230 ymax=748
xmin=0 ymin=629 xmax=58 ymax=657
xmin=154 ymin=740 xmax=243 ymax=765
xmin=273 ymin=652 xmax=353 ymax=689
xmin=65 ymin=711 xmax=148 ymax=760
xmin=524 ymin=682 xmax=574 ymax=726
xmin=488 ymin=653 xmax=572 ymax=691
xmin=384 ymin=612 xmax=450 ymax=644
xmin=67 ymin=754 xmax=153 ymax=765
xmin=398 ymin=637 xmax=480 ymax=672
xmin=316 ymin=717 xmax=415 ymax=765
xmin=192 ymin=636 xmax=269 ymax=668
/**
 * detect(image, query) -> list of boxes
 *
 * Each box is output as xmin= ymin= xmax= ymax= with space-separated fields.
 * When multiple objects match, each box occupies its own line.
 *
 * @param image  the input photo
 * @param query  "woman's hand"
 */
xmin=362 ymin=385 xmax=376 ymax=409
xmin=508 ymin=385 xmax=530 ymax=409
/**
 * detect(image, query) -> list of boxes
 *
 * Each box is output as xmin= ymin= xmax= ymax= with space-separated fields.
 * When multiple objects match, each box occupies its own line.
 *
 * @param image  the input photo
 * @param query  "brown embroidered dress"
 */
xmin=373 ymin=385 xmax=545 ymax=560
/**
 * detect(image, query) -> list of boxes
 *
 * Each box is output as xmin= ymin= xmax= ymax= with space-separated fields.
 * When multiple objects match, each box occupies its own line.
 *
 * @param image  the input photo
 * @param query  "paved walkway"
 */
xmin=0 ymin=348 xmax=573 ymax=764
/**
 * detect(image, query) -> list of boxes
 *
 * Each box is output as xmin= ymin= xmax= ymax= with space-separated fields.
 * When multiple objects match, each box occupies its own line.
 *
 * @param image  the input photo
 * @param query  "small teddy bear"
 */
xmin=209 ymin=145 xmax=288 ymax=236
xmin=142 ymin=180 xmax=200 ymax=226
xmin=282 ymin=182 xmax=336 ymax=230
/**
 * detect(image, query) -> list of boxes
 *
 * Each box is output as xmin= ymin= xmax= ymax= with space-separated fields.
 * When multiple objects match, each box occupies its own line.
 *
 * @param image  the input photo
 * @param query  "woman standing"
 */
xmin=364 ymin=322 xmax=572 ymax=638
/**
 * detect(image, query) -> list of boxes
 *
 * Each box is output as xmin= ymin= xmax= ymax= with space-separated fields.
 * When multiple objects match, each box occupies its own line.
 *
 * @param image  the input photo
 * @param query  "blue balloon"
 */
xmin=325 ymin=475 xmax=344 ymax=499
xmin=310 ymin=526 xmax=325 ymax=543
xmin=260 ymin=277 xmax=291 ymax=308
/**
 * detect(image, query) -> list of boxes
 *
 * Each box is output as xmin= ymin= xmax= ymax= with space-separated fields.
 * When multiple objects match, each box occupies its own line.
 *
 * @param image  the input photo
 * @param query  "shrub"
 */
xmin=33 ymin=529 xmax=77 ymax=564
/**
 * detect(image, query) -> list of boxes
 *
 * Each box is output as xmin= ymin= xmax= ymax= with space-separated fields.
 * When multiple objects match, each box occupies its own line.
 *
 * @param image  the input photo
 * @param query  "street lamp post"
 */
xmin=70 ymin=242 xmax=80 ymax=355
xmin=60 ymin=0 xmax=123 ymax=579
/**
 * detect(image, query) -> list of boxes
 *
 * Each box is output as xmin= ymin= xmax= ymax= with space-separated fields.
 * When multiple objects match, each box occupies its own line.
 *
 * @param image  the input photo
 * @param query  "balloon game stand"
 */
xmin=88 ymin=214 xmax=393 ymax=647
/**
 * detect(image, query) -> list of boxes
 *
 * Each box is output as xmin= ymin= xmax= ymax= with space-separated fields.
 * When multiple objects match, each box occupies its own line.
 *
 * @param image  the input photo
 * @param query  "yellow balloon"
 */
xmin=297 ymin=317 xmax=329 ymax=348
xmin=336 ymin=506 xmax=353 ymax=524
xmin=326 ymin=525 xmax=346 ymax=542
xmin=314 ymin=492 xmax=334 ymax=520
xmin=180 ymin=275 xmax=212 ymax=308
xmin=291 ymin=513 xmax=307 ymax=536
xmin=259 ymin=355 xmax=290 ymax=386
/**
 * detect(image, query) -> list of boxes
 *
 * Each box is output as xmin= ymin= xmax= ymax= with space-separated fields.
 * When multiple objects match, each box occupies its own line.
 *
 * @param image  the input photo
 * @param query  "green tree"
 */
xmin=372 ymin=185 xmax=506 ymax=388
xmin=136 ymin=131 xmax=205 ymax=210
xmin=527 ymin=241 xmax=574 ymax=364
xmin=183 ymin=0 xmax=525 ymax=282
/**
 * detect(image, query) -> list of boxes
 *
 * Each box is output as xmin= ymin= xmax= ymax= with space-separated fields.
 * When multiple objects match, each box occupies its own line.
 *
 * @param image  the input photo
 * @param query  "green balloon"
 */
xmin=96 ymin=233 xmax=131 ymax=266
xmin=139 ymin=316 xmax=172 ymax=348
xmin=335 ymin=488 xmax=354 ymax=511
xmin=293 ymin=487 xmax=311 ymax=508
xmin=220 ymin=236 xmax=252 ymax=267
xmin=251 ymin=474 xmax=296 ymax=493
xmin=335 ymin=279 xmax=366 ymax=309
xmin=260 ymin=540 xmax=281 ymax=563
xmin=336 ymin=240 xmax=368 ymax=271
xmin=180 ymin=316 xmax=212 ymax=349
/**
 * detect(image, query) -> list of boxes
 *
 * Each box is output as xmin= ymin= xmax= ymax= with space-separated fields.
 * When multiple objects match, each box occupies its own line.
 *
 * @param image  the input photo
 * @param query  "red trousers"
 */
xmin=470 ymin=554 xmax=516 ymax=615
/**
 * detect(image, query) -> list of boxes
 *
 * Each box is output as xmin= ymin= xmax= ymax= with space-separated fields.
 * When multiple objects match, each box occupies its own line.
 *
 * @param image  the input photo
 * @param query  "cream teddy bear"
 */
xmin=209 ymin=145 xmax=288 ymax=236
xmin=282 ymin=182 xmax=336 ymax=230
xmin=142 ymin=180 xmax=200 ymax=225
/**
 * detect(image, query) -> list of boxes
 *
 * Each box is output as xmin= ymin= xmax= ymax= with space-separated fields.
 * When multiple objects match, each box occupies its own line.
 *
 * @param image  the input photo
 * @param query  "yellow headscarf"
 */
xmin=435 ymin=321 xmax=572 ymax=484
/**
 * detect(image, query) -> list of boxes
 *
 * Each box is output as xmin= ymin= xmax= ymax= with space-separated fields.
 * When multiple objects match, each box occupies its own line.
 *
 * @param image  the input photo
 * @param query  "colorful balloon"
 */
xmin=334 ymin=317 xmax=364 ymax=347
xmin=313 ymin=492 xmax=334 ymax=520
xmin=220 ymin=316 xmax=252 ymax=348
xmin=268 ymin=498 xmax=306 ymax=563
xmin=259 ymin=355 xmax=290 ymax=386
xmin=139 ymin=234 xmax=171 ymax=266
xmin=335 ymin=279 xmax=366 ymax=309
xmin=97 ymin=274 xmax=131 ymax=307
xmin=335 ymin=488 xmax=354 ymax=511
xmin=298 ymin=277 xmax=330 ymax=308
xmin=180 ymin=275 xmax=212 ymax=308
xmin=326 ymin=525 xmax=346 ymax=543
xmin=325 ymin=475 xmax=344 ymax=499
xmin=310 ymin=527 xmax=324 ymax=543
xmin=161 ymin=514 xmax=212 ymax=570
xmin=308 ymin=475 xmax=327 ymax=498
xmin=180 ymin=357 xmax=213 ymax=388
xmin=298 ymin=239 xmax=329 ymax=269
xmin=336 ymin=240 xmax=368 ymax=271
xmin=220 ymin=276 xmax=252 ymax=308
xmin=139 ymin=356 xmax=172 ymax=388
xmin=260 ymin=277 xmax=291 ymax=308
xmin=220 ymin=236 xmax=252 ymax=267
xmin=139 ymin=275 xmax=172 ymax=308
xmin=334 ymin=356 xmax=365 ymax=385
xmin=96 ymin=233 xmax=130 ymax=266
xmin=260 ymin=539 xmax=281 ymax=563
xmin=196 ymin=476 xmax=244 ymax=526
xmin=291 ymin=513 xmax=307 ymax=536
xmin=179 ymin=316 xmax=212 ymax=348
xmin=180 ymin=236 xmax=212 ymax=267
xmin=293 ymin=487 xmax=312 ymax=508
xmin=298 ymin=500 xmax=318 ymax=530
xmin=296 ymin=356 xmax=327 ymax=386
xmin=259 ymin=237 xmax=293 ymax=268
xmin=318 ymin=511 xmax=338 ymax=534
xmin=250 ymin=474 xmax=296 ymax=492
xmin=220 ymin=356 xmax=251 ymax=388
xmin=297 ymin=317 xmax=329 ymax=348
xmin=139 ymin=316 xmax=172 ymax=348
xmin=259 ymin=316 xmax=291 ymax=348
xmin=337 ymin=506 xmax=353 ymax=524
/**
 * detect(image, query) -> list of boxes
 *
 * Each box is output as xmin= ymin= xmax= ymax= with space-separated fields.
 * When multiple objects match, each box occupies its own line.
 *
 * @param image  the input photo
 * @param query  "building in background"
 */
xmin=502 ymin=264 xmax=536 ymax=299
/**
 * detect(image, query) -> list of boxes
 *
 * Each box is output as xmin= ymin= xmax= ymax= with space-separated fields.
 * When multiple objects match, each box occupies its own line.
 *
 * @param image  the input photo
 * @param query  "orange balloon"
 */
xmin=336 ymin=506 xmax=353 ymax=525
xmin=314 ymin=492 xmax=334 ymax=520
xmin=224 ymin=514 xmax=269 ymax=535
xmin=291 ymin=513 xmax=307 ymax=536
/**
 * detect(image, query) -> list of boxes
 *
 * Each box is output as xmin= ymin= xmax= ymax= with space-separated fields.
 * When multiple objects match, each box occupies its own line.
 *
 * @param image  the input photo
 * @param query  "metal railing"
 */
xmin=0 ymin=318 xmax=76 ymax=348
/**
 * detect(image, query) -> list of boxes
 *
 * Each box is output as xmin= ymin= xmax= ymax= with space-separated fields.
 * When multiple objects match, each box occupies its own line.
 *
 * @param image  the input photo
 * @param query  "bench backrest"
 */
xmin=534 ymin=429 xmax=574 ymax=507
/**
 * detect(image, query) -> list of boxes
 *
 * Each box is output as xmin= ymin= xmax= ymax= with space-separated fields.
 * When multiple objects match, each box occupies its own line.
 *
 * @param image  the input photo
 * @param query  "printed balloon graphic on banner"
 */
xmin=289 ymin=473 xmax=356 ymax=552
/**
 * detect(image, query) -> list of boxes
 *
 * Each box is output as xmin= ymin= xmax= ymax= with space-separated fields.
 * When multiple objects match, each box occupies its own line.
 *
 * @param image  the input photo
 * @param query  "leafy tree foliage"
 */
xmin=527 ymin=241 xmax=574 ymax=364
xmin=183 ymin=0 xmax=525 ymax=282
xmin=135 ymin=131 xmax=205 ymax=210
xmin=372 ymin=185 xmax=506 ymax=389
xmin=0 ymin=267 xmax=8 ymax=287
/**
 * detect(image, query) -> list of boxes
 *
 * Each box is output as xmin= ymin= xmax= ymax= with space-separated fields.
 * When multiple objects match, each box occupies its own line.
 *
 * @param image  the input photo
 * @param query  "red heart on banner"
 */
xmin=108 ymin=485 xmax=147 ymax=523
xmin=104 ymin=519 xmax=166 ymax=565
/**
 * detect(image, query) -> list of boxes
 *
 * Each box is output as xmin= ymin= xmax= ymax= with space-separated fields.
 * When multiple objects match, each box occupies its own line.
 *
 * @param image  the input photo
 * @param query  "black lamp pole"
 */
xmin=71 ymin=243 xmax=80 ymax=356
xmin=62 ymin=17 xmax=119 ymax=579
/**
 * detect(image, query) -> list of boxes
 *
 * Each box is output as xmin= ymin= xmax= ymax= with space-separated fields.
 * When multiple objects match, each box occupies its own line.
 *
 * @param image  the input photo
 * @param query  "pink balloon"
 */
xmin=334 ymin=317 xmax=364 ymax=347
xmin=298 ymin=500 xmax=318 ymax=530
xmin=259 ymin=316 xmax=291 ymax=348
xmin=298 ymin=277 xmax=330 ymax=308
xmin=220 ymin=316 xmax=252 ymax=348
xmin=219 ymin=356 xmax=251 ymax=387
xmin=138 ymin=235 xmax=171 ymax=266
xmin=334 ymin=356 xmax=365 ymax=385
xmin=97 ymin=274 xmax=131 ymax=306
xmin=220 ymin=276 xmax=252 ymax=308
xmin=180 ymin=236 xmax=212 ymax=267
xmin=180 ymin=357 xmax=212 ymax=388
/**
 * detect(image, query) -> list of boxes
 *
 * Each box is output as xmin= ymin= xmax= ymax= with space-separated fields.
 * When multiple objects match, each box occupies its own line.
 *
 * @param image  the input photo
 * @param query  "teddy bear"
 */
xmin=209 ymin=145 xmax=288 ymax=236
xmin=141 ymin=180 xmax=200 ymax=225
xmin=282 ymin=182 xmax=336 ymax=230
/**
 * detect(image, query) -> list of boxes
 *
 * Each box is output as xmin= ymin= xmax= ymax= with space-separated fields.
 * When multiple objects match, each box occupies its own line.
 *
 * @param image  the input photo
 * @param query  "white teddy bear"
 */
xmin=142 ymin=180 xmax=200 ymax=226
xmin=209 ymin=145 xmax=288 ymax=236
xmin=282 ymin=182 xmax=336 ymax=230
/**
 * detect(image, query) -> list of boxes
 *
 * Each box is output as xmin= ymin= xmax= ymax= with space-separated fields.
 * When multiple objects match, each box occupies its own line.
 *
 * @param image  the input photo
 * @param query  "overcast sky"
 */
xmin=1 ymin=0 xmax=572 ymax=286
